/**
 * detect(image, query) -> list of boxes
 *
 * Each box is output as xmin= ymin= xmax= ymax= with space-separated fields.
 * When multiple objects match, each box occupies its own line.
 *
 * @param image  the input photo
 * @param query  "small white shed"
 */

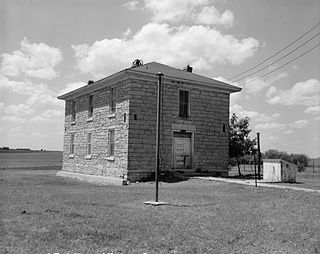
xmin=263 ymin=159 xmax=297 ymax=183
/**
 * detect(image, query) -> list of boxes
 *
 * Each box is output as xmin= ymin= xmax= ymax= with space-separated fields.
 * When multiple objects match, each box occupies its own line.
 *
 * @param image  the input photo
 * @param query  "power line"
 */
xmin=232 ymin=31 xmax=320 ymax=83
xmin=229 ymin=22 xmax=320 ymax=80
xmin=240 ymin=42 xmax=320 ymax=86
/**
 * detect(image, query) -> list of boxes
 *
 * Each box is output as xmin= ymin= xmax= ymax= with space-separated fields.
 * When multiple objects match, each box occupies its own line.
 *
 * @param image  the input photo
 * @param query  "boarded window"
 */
xmin=71 ymin=101 xmax=76 ymax=121
xmin=70 ymin=133 xmax=75 ymax=154
xmin=88 ymin=95 xmax=94 ymax=117
xmin=108 ymin=129 xmax=115 ymax=156
xmin=110 ymin=87 xmax=116 ymax=113
xmin=179 ymin=90 xmax=189 ymax=117
xmin=87 ymin=133 xmax=92 ymax=155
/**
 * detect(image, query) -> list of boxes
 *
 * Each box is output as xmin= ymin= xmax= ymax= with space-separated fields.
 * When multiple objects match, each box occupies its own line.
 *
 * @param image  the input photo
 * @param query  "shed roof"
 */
xmin=263 ymin=159 xmax=298 ymax=167
xmin=58 ymin=61 xmax=241 ymax=100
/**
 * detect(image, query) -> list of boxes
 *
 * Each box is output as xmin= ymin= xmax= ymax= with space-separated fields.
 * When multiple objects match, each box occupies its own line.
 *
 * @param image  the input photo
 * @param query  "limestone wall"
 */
xmin=62 ymin=79 xmax=130 ymax=179
xmin=127 ymin=78 xmax=230 ymax=181
xmin=61 ymin=76 xmax=231 ymax=182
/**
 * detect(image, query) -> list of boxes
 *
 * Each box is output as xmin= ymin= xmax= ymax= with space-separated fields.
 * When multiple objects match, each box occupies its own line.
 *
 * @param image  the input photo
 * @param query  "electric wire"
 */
xmin=232 ymin=31 xmax=320 ymax=83
xmin=240 ymin=42 xmax=320 ymax=86
xmin=229 ymin=22 xmax=320 ymax=81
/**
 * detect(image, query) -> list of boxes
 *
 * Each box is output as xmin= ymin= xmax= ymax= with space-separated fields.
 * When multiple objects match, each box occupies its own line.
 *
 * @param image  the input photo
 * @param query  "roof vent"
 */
xmin=183 ymin=65 xmax=193 ymax=73
xmin=88 ymin=80 xmax=94 ymax=85
xmin=132 ymin=59 xmax=143 ymax=68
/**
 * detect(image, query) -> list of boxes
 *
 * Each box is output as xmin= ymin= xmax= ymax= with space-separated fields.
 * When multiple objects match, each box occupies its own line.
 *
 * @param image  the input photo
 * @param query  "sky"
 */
xmin=0 ymin=0 xmax=319 ymax=157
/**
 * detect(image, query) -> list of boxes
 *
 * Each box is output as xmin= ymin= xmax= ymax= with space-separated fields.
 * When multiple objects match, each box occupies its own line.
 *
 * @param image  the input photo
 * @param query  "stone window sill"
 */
xmin=107 ymin=156 xmax=115 ymax=161
xmin=177 ymin=114 xmax=190 ymax=119
xmin=108 ymin=113 xmax=116 ymax=118
xmin=87 ymin=117 xmax=93 ymax=122
xmin=71 ymin=121 xmax=76 ymax=125
xmin=85 ymin=155 xmax=92 ymax=160
xmin=68 ymin=154 xmax=74 ymax=159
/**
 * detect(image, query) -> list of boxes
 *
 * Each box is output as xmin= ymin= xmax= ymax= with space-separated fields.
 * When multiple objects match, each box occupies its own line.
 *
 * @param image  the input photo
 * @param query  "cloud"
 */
xmin=195 ymin=6 xmax=234 ymax=27
xmin=289 ymin=119 xmax=309 ymax=129
xmin=0 ymin=75 xmax=63 ymax=108
xmin=4 ymin=104 xmax=34 ymax=117
xmin=123 ymin=0 xmax=140 ymax=11
xmin=217 ymin=72 xmax=286 ymax=103
xmin=304 ymin=105 xmax=320 ymax=115
xmin=230 ymin=104 xmax=258 ymax=119
xmin=244 ymin=72 xmax=288 ymax=95
xmin=284 ymin=130 xmax=293 ymax=134
xmin=255 ymin=122 xmax=286 ymax=130
xmin=0 ymin=75 xmax=40 ymax=95
xmin=143 ymin=0 xmax=234 ymax=28
xmin=230 ymin=104 xmax=280 ymax=123
xmin=144 ymin=0 xmax=207 ymax=23
xmin=29 ymin=109 xmax=64 ymax=123
xmin=0 ymin=115 xmax=27 ymax=124
xmin=267 ymin=79 xmax=320 ymax=106
xmin=1 ymin=38 xmax=62 ymax=80
xmin=58 ymin=82 xmax=86 ymax=96
xmin=26 ymin=91 xmax=61 ymax=107
xmin=72 ymin=23 xmax=259 ymax=78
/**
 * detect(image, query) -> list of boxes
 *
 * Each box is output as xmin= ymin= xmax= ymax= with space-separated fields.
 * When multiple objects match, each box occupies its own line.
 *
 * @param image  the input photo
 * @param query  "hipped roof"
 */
xmin=58 ymin=61 xmax=241 ymax=100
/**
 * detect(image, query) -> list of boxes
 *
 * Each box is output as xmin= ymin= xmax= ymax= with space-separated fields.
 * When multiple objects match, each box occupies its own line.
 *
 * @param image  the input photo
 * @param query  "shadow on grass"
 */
xmin=227 ymin=174 xmax=305 ymax=184
xmin=140 ymin=171 xmax=239 ymax=183
xmin=226 ymin=174 xmax=258 ymax=180
xmin=139 ymin=171 xmax=190 ymax=183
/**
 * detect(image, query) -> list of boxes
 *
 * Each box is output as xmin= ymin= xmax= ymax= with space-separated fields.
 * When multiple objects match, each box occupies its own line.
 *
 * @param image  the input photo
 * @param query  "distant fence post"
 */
xmin=257 ymin=133 xmax=261 ymax=180
xmin=253 ymin=150 xmax=257 ymax=187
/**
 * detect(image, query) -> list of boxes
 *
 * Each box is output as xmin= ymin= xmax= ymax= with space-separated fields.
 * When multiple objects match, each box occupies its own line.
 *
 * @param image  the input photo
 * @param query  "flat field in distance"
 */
xmin=0 ymin=151 xmax=62 ymax=170
xmin=1 ymin=170 xmax=320 ymax=254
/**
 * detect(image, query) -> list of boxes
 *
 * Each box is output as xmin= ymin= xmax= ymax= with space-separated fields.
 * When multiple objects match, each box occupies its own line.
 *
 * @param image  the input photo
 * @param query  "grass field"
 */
xmin=1 ymin=170 xmax=319 ymax=254
xmin=229 ymin=165 xmax=320 ymax=191
xmin=0 ymin=151 xmax=62 ymax=170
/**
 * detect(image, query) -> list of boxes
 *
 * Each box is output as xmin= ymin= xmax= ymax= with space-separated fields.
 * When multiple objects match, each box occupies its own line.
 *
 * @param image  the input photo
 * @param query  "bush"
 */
xmin=297 ymin=163 xmax=305 ymax=172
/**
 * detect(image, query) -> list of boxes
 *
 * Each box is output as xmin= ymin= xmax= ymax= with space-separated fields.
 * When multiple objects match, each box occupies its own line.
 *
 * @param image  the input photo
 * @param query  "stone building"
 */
xmin=57 ymin=61 xmax=241 ymax=184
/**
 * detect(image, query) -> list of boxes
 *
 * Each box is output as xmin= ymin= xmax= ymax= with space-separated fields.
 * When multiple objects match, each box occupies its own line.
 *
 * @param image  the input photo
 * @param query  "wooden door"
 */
xmin=173 ymin=136 xmax=191 ymax=169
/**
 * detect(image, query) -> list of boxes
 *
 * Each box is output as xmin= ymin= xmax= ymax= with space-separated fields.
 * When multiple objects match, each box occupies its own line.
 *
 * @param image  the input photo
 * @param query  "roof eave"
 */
xmin=57 ymin=70 xmax=130 ymax=100
xmin=127 ymin=69 xmax=242 ymax=93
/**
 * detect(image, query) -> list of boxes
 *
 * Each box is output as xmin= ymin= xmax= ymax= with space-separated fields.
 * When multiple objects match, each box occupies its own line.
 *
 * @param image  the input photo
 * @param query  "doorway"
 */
xmin=173 ymin=132 xmax=192 ymax=169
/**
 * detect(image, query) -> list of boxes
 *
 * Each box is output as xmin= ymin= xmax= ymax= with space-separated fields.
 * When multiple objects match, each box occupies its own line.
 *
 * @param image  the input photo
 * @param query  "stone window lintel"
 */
xmin=108 ymin=113 xmax=116 ymax=119
xmin=106 ymin=156 xmax=115 ymax=161
xmin=85 ymin=155 xmax=92 ymax=160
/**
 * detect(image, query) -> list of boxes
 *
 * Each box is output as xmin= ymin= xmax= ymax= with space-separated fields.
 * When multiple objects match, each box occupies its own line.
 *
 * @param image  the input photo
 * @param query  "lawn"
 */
xmin=229 ymin=165 xmax=320 ymax=190
xmin=1 ymin=170 xmax=320 ymax=254
xmin=0 ymin=151 xmax=62 ymax=170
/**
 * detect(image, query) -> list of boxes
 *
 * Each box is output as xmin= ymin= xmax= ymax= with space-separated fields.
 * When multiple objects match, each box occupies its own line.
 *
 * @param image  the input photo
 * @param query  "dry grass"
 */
xmin=1 ymin=170 xmax=320 ymax=254
xmin=0 ymin=152 xmax=62 ymax=169
xmin=230 ymin=164 xmax=320 ymax=190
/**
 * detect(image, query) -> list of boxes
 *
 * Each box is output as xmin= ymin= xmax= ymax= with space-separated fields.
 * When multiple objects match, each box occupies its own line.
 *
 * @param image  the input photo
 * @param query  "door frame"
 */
xmin=172 ymin=130 xmax=194 ymax=170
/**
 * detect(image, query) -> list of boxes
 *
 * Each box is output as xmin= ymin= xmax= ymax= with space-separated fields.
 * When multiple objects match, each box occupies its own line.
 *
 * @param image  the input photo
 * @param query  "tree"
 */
xmin=263 ymin=149 xmax=309 ymax=172
xmin=229 ymin=113 xmax=256 ymax=176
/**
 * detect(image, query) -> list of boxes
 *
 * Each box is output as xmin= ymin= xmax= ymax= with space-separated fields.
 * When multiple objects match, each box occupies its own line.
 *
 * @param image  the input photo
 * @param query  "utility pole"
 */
xmin=313 ymin=161 xmax=315 ymax=173
xmin=155 ymin=72 xmax=163 ymax=202
xmin=144 ymin=72 xmax=167 ymax=206
xmin=253 ymin=150 xmax=257 ymax=187
xmin=257 ymin=132 xmax=261 ymax=180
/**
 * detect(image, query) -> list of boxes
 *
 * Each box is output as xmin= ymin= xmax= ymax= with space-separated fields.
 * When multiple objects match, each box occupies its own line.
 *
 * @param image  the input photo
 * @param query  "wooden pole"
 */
xmin=313 ymin=161 xmax=315 ymax=173
xmin=155 ymin=72 xmax=163 ymax=202
xmin=257 ymin=133 xmax=261 ymax=180
xmin=253 ymin=151 xmax=257 ymax=187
